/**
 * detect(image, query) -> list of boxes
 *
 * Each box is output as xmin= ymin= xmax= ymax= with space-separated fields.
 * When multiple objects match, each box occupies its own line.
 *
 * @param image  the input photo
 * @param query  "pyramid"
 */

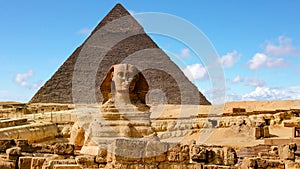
xmin=29 ymin=4 xmax=211 ymax=105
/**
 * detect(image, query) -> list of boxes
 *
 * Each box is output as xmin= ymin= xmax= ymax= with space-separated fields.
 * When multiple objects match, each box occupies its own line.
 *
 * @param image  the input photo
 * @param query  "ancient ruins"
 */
xmin=1 ymin=3 xmax=300 ymax=169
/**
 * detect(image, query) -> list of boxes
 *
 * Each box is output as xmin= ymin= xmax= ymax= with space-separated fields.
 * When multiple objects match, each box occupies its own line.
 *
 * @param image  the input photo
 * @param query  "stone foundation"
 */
xmin=0 ymin=122 xmax=58 ymax=143
xmin=0 ymin=138 xmax=299 ymax=168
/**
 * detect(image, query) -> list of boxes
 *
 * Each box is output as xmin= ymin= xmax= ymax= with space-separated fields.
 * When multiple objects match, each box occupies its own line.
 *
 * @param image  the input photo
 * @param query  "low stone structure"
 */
xmin=0 ymin=138 xmax=239 ymax=169
xmin=0 ymin=120 xmax=58 ymax=143
xmin=0 ymin=138 xmax=299 ymax=168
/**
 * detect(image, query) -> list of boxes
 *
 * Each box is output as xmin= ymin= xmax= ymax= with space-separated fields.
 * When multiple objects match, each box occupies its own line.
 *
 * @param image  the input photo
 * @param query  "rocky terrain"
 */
xmin=0 ymin=100 xmax=300 ymax=168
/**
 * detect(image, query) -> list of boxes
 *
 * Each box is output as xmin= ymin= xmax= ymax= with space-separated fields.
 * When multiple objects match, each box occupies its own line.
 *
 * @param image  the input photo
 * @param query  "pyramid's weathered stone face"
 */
xmin=29 ymin=4 xmax=211 ymax=105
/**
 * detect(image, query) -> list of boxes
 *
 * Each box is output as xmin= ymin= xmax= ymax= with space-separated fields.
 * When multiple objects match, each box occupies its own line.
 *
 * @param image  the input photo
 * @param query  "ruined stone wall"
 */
xmin=0 ymin=122 xmax=58 ymax=144
xmin=1 ymin=138 xmax=298 ymax=169
xmin=0 ymin=139 xmax=238 ymax=169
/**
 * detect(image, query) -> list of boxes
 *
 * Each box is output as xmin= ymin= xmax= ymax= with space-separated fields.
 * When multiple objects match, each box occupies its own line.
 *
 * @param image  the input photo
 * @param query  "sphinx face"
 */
xmin=112 ymin=64 xmax=138 ymax=94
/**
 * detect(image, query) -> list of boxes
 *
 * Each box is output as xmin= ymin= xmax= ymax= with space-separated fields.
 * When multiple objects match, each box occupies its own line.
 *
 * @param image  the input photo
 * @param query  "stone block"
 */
xmin=18 ymin=157 xmax=32 ymax=169
xmin=0 ymin=139 xmax=16 ymax=152
xmin=190 ymin=145 xmax=207 ymax=162
xmin=255 ymin=127 xmax=262 ymax=139
xmin=95 ymin=147 xmax=107 ymax=164
xmin=279 ymin=143 xmax=297 ymax=161
xmin=44 ymin=159 xmax=77 ymax=169
xmin=264 ymin=126 xmax=270 ymax=138
xmin=145 ymin=141 xmax=168 ymax=162
xmin=53 ymin=164 xmax=83 ymax=169
xmin=31 ymin=157 xmax=46 ymax=169
xmin=6 ymin=147 xmax=22 ymax=160
xmin=241 ymin=158 xmax=284 ymax=169
xmin=285 ymin=161 xmax=300 ymax=169
xmin=0 ymin=159 xmax=16 ymax=169
xmin=53 ymin=143 xmax=74 ymax=155
xmin=112 ymin=139 xmax=146 ymax=162
xmin=15 ymin=139 xmax=34 ymax=153
xmin=240 ymin=157 xmax=257 ymax=169
xmin=167 ymin=144 xmax=189 ymax=163
xmin=69 ymin=123 xmax=85 ymax=148
xmin=223 ymin=147 xmax=237 ymax=166
xmin=33 ymin=144 xmax=53 ymax=154
xmin=256 ymin=159 xmax=284 ymax=169
xmin=75 ymin=155 xmax=98 ymax=169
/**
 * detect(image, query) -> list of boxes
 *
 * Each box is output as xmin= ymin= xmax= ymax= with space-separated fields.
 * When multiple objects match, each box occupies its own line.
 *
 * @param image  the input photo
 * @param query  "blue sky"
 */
xmin=0 ymin=1 xmax=300 ymax=102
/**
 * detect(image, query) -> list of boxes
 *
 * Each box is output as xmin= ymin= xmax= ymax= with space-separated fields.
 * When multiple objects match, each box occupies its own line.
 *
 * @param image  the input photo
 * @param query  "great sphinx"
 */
xmin=76 ymin=64 xmax=158 ymax=150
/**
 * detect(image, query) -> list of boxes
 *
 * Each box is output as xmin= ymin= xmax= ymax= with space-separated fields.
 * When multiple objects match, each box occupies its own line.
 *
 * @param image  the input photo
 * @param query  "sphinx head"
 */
xmin=112 ymin=64 xmax=139 ymax=94
xmin=100 ymin=64 xmax=148 ymax=107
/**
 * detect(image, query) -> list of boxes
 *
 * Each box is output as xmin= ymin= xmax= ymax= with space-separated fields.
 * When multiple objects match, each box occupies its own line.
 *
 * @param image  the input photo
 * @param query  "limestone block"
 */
xmin=61 ymin=125 xmax=72 ymax=138
xmin=31 ymin=157 xmax=46 ymax=169
xmin=143 ymin=140 xmax=168 ymax=163
xmin=159 ymin=163 xmax=202 ymax=169
xmin=264 ymin=126 xmax=270 ymax=138
xmin=32 ymin=144 xmax=53 ymax=154
xmin=285 ymin=161 xmax=300 ymax=169
xmin=69 ymin=123 xmax=85 ymax=148
xmin=241 ymin=157 xmax=284 ymax=169
xmin=145 ymin=141 xmax=168 ymax=158
xmin=207 ymin=148 xmax=224 ymax=165
xmin=53 ymin=164 xmax=83 ymax=169
xmin=111 ymin=139 xmax=146 ymax=162
xmin=95 ymin=147 xmax=107 ymax=164
xmin=0 ymin=159 xmax=16 ymax=169
xmin=75 ymin=155 xmax=98 ymax=169
xmin=240 ymin=157 xmax=257 ymax=169
xmin=279 ymin=143 xmax=297 ymax=161
xmin=0 ymin=139 xmax=16 ymax=152
xmin=256 ymin=159 xmax=284 ymax=169
xmin=223 ymin=147 xmax=237 ymax=166
xmin=18 ymin=157 xmax=32 ymax=169
xmin=80 ymin=146 xmax=102 ymax=156
xmin=186 ymin=163 xmax=203 ymax=169
xmin=6 ymin=147 xmax=22 ymax=160
xmin=53 ymin=143 xmax=74 ymax=155
xmin=269 ymin=146 xmax=279 ymax=155
xmin=43 ymin=159 xmax=77 ymax=169
xmin=15 ymin=139 xmax=34 ymax=153
xmin=255 ymin=127 xmax=263 ymax=139
xmin=190 ymin=145 xmax=207 ymax=162
xmin=167 ymin=144 xmax=189 ymax=163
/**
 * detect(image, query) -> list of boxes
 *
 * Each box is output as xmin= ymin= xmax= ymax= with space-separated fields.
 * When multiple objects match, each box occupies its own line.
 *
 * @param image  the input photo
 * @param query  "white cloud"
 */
xmin=77 ymin=28 xmax=92 ymax=35
xmin=244 ymin=77 xmax=265 ymax=87
xmin=226 ymin=93 xmax=242 ymax=102
xmin=13 ymin=70 xmax=42 ymax=89
xmin=265 ymin=36 xmax=299 ymax=57
xmin=14 ymin=70 xmax=34 ymax=86
xmin=176 ymin=48 xmax=192 ymax=58
xmin=232 ymin=75 xmax=243 ymax=83
xmin=183 ymin=63 xmax=207 ymax=81
xmin=219 ymin=50 xmax=240 ymax=68
xmin=248 ymin=53 xmax=268 ymax=70
xmin=248 ymin=53 xmax=287 ymax=70
xmin=231 ymin=76 xmax=265 ymax=87
xmin=242 ymin=86 xmax=300 ymax=100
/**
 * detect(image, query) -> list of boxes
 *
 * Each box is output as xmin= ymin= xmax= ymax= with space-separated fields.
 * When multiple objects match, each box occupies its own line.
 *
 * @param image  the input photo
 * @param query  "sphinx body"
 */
xmin=82 ymin=64 xmax=158 ymax=148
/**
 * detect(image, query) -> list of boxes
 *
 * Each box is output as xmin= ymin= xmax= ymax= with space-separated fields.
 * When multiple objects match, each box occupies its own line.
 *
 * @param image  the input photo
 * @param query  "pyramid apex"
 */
xmin=110 ymin=3 xmax=130 ymax=15
xmin=91 ymin=3 xmax=138 ymax=34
